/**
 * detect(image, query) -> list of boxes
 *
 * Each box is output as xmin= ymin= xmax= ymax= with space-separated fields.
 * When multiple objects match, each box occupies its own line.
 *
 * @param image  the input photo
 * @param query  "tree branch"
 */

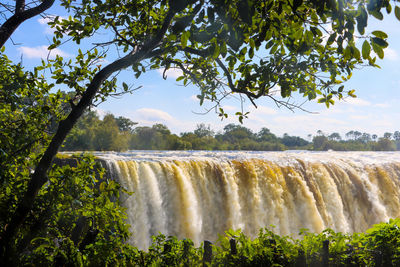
xmin=15 ymin=0 xmax=25 ymax=14
xmin=0 ymin=0 xmax=55 ymax=47
xmin=0 ymin=6 xmax=177 ymax=259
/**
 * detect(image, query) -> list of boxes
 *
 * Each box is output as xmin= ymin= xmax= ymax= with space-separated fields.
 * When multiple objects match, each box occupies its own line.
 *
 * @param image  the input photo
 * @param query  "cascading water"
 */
xmin=95 ymin=151 xmax=400 ymax=250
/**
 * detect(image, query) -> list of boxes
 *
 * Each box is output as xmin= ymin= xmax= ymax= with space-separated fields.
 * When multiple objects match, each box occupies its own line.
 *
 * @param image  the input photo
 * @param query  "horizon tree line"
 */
xmin=62 ymin=110 xmax=400 ymax=152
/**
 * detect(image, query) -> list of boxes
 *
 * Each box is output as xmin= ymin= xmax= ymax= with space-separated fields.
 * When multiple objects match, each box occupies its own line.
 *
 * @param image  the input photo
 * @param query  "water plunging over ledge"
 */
xmin=90 ymin=151 xmax=400 ymax=250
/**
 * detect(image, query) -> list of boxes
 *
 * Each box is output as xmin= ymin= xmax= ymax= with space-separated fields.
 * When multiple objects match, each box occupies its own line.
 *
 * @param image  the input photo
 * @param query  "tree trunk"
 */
xmin=0 ymin=9 xmax=176 ymax=261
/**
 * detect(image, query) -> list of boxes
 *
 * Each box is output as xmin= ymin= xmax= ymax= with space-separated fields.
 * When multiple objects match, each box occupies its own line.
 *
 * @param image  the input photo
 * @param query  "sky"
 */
xmin=4 ymin=2 xmax=400 ymax=139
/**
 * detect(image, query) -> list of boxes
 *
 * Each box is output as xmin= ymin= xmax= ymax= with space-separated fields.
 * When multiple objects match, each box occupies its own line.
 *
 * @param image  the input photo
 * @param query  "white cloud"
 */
xmin=374 ymin=103 xmax=390 ymax=108
xmin=157 ymin=68 xmax=183 ymax=79
xmin=385 ymin=47 xmax=399 ymax=61
xmin=190 ymin=95 xmax=199 ymax=101
xmin=93 ymin=107 xmax=108 ymax=119
xmin=18 ymin=45 xmax=72 ymax=59
xmin=222 ymin=105 xmax=236 ymax=111
xmin=349 ymin=115 xmax=369 ymax=120
xmin=38 ymin=16 xmax=58 ymax=34
xmin=269 ymin=115 xmax=348 ymax=136
xmin=126 ymin=108 xmax=207 ymax=134
xmin=38 ymin=17 xmax=50 ymax=25
xmin=135 ymin=108 xmax=174 ymax=123
xmin=342 ymin=97 xmax=371 ymax=106
xmin=249 ymin=105 xmax=277 ymax=115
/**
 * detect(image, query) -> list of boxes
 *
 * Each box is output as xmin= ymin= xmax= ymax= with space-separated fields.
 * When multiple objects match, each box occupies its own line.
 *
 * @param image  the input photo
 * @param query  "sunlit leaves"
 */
xmin=362 ymin=40 xmax=371 ymax=59
xmin=181 ymin=31 xmax=190 ymax=47
xmin=371 ymin=30 xmax=388 ymax=39
xmin=348 ymin=89 xmax=356 ymax=97
xmin=49 ymin=0 xmax=396 ymax=121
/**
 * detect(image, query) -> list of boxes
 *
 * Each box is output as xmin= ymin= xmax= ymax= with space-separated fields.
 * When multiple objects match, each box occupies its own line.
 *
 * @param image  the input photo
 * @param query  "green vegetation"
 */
xmin=2 ymin=0 xmax=400 ymax=264
xmin=62 ymin=110 xmax=400 ymax=151
xmin=8 ymin=216 xmax=400 ymax=266
xmin=136 ymin=219 xmax=400 ymax=266
xmin=311 ymin=130 xmax=400 ymax=151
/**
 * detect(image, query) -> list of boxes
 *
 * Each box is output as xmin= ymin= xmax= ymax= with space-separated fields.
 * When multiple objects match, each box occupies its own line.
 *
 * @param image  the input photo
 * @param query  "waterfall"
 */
xmin=96 ymin=151 xmax=400 ymax=250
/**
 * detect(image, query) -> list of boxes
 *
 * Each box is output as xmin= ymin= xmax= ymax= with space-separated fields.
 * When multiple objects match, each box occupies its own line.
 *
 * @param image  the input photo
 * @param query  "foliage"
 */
xmin=51 ymin=0 xmax=396 ymax=113
xmin=62 ymin=111 xmax=400 ymax=151
xmin=1 ymin=152 xmax=137 ymax=265
xmin=312 ymin=130 xmax=398 ymax=151
xmin=0 ymin=52 xmax=135 ymax=265
xmin=0 ymin=51 xmax=62 ymax=179
xmin=2 ymin=0 xmax=400 ymax=263
xmin=117 ymin=219 xmax=400 ymax=266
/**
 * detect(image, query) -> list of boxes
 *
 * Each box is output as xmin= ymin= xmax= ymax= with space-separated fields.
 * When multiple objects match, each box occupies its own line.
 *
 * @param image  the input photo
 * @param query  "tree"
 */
xmin=115 ymin=116 xmax=137 ymax=132
xmin=281 ymin=133 xmax=309 ymax=148
xmin=220 ymin=124 xmax=254 ymax=143
xmin=375 ymin=137 xmax=396 ymax=151
xmin=131 ymin=125 xmax=173 ymax=150
xmin=384 ymin=132 xmax=393 ymax=139
xmin=194 ymin=123 xmax=214 ymax=138
xmin=0 ymin=54 xmax=134 ymax=264
xmin=313 ymin=135 xmax=328 ymax=151
xmin=257 ymin=127 xmax=277 ymax=142
xmin=346 ymin=130 xmax=355 ymax=140
xmin=92 ymin=114 xmax=129 ymax=151
xmin=1 ymin=0 xmax=399 ymax=261
xmin=62 ymin=110 xmax=100 ymax=151
xmin=394 ymin=131 xmax=400 ymax=141
xmin=328 ymin=132 xmax=342 ymax=141
xmin=360 ymin=132 xmax=371 ymax=143
xmin=0 ymin=0 xmax=55 ymax=46
xmin=353 ymin=131 xmax=362 ymax=140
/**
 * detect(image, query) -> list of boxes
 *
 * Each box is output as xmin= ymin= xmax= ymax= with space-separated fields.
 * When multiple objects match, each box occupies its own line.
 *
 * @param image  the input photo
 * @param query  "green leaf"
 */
xmin=356 ymin=6 xmax=368 ymax=35
xmin=372 ymin=42 xmax=384 ymax=59
xmin=212 ymin=44 xmax=220 ymax=58
xmin=305 ymin=31 xmax=313 ymax=45
xmin=348 ymin=89 xmax=356 ymax=98
xmin=372 ymin=37 xmax=388 ymax=48
xmin=370 ymin=10 xmax=383 ymax=20
xmin=326 ymin=33 xmax=336 ymax=45
xmin=249 ymin=38 xmax=255 ymax=49
xmin=352 ymin=47 xmax=361 ymax=60
xmin=181 ymin=31 xmax=190 ymax=48
xmin=386 ymin=3 xmax=392 ymax=14
xmin=395 ymin=6 xmax=400 ymax=21
xmin=248 ymin=47 xmax=254 ymax=58
xmin=371 ymin=31 xmax=388 ymax=39
xmin=292 ymin=0 xmax=303 ymax=11
xmin=122 ymin=82 xmax=128 ymax=91
xmin=344 ymin=45 xmax=351 ymax=59
xmin=362 ymin=41 xmax=371 ymax=59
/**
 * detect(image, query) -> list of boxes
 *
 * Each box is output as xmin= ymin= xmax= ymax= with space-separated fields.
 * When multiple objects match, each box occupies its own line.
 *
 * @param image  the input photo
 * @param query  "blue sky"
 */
xmin=4 ymin=2 xmax=400 ymax=139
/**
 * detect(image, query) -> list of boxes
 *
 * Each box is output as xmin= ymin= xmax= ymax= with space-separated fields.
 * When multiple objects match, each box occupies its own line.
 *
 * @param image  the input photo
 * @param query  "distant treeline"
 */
xmin=61 ymin=111 xmax=400 ymax=152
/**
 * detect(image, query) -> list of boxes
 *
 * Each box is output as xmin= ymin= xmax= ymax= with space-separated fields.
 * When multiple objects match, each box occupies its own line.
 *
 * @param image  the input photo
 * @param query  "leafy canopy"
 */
xmin=49 ymin=0 xmax=396 ymax=118
xmin=1 ymin=0 xmax=400 ymax=264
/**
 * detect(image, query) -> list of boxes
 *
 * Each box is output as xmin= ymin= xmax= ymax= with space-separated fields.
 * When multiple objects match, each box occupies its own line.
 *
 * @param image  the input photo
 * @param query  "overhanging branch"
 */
xmin=0 ymin=6 xmax=178 ymax=257
xmin=0 ymin=0 xmax=55 ymax=47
